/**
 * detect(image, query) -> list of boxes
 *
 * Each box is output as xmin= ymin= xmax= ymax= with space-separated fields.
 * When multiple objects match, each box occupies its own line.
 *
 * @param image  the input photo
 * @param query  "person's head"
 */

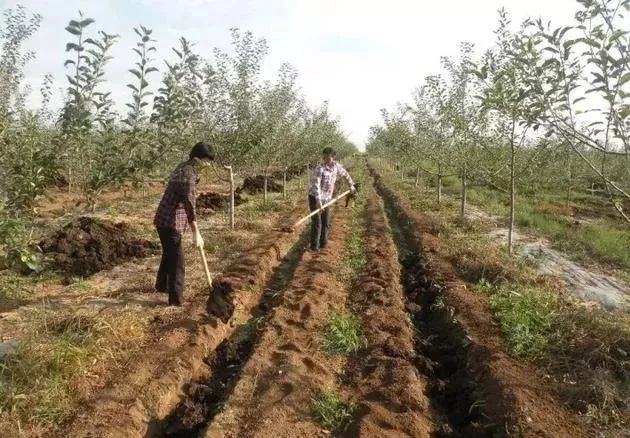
xmin=322 ymin=147 xmax=336 ymax=164
xmin=189 ymin=142 xmax=216 ymax=164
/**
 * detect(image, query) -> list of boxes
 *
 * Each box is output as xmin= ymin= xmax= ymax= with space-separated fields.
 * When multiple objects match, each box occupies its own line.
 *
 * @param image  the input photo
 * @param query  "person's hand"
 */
xmin=317 ymin=200 xmax=324 ymax=211
xmin=193 ymin=229 xmax=204 ymax=249
xmin=350 ymin=185 xmax=356 ymax=194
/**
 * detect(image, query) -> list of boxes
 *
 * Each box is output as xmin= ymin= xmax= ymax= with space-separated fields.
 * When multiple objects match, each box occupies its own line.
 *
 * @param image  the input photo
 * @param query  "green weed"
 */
xmin=67 ymin=277 xmax=92 ymax=293
xmin=477 ymin=280 xmax=555 ymax=358
xmin=323 ymin=311 xmax=363 ymax=356
xmin=311 ymin=390 xmax=356 ymax=432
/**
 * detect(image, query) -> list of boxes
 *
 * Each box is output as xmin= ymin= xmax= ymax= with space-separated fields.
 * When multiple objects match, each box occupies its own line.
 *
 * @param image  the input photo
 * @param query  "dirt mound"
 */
xmin=40 ymin=217 xmax=158 ymax=276
xmin=196 ymin=192 xmax=246 ymax=212
xmin=238 ymin=175 xmax=282 ymax=194
xmin=270 ymin=165 xmax=303 ymax=181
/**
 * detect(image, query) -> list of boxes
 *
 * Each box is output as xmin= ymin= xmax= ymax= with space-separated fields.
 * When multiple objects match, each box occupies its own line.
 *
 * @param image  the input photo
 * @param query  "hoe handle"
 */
xmin=293 ymin=190 xmax=352 ymax=228
xmin=199 ymin=246 xmax=213 ymax=288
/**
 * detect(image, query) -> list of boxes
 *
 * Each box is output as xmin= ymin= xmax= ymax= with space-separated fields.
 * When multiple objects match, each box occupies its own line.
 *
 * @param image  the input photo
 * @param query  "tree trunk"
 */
xmin=415 ymin=168 xmax=420 ymax=187
xmin=460 ymin=169 xmax=467 ymax=221
xmin=508 ymin=121 xmax=516 ymax=256
xmin=283 ymin=169 xmax=287 ymax=201
xmin=437 ymin=174 xmax=443 ymax=204
xmin=566 ymin=158 xmax=572 ymax=209
xmin=263 ymin=171 xmax=268 ymax=204
xmin=226 ymin=166 xmax=235 ymax=229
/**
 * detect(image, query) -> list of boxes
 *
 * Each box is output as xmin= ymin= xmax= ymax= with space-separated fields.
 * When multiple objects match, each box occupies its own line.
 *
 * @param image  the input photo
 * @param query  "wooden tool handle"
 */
xmin=199 ymin=246 xmax=213 ymax=288
xmin=293 ymin=190 xmax=352 ymax=228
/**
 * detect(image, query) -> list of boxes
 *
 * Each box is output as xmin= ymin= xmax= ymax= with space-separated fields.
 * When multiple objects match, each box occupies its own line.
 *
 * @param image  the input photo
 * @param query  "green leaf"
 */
xmin=66 ymin=42 xmax=82 ymax=52
xmin=129 ymin=68 xmax=142 ymax=79
xmin=591 ymin=72 xmax=605 ymax=84
xmin=79 ymin=18 xmax=95 ymax=27
xmin=65 ymin=26 xmax=81 ymax=36
xmin=572 ymin=97 xmax=586 ymax=105
xmin=609 ymin=30 xmax=627 ymax=43
xmin=66 ymin=74 xmax=79 ymax=86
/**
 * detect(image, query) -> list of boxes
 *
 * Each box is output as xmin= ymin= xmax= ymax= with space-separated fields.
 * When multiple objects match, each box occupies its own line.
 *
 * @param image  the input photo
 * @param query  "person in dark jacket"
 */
xmin=153 ymin=142 xmax=215 ymax=305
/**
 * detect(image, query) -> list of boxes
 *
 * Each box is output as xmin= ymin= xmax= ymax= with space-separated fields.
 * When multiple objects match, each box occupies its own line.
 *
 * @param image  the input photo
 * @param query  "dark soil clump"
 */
xmin=40 ymin=216 xmax=158 ymax=277
xmin=270 ymin=165 xmax=304 ymax=181
xmin=196 ymin=192 xmax=246 ymax=213
xmin=238 ymin=175 xmax=283 ymax=194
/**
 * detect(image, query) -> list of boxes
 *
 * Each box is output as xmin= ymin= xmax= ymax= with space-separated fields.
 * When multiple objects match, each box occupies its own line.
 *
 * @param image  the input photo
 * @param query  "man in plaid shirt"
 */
xmin=308 ymin=147 xmax=355 ymax=251
xmin=154 ymin=142 xmax=215 ymax=305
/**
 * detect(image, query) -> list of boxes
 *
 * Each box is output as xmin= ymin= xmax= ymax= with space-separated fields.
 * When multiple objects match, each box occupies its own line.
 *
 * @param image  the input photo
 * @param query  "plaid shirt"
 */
xmin=154 ymin=161 xmax=197 ymax=233
xmin=308 ymin=161 xmax=354 ymax=202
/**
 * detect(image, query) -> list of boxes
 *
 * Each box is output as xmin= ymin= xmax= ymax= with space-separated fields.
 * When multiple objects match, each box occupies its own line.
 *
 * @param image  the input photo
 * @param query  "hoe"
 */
xmin=274 ymin=183 xmax=360 ymax=233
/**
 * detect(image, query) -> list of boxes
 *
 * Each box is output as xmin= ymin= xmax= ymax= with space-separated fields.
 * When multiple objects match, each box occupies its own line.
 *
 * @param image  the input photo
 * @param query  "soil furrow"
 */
xmin=370 ymin=165 xmax=587 ymax=437
xmin=368 ymin=169 xmax=494 ymax=436
xmin=343 ymin=182 xmax=436 ymax=437
xmin=61 ymin=204 xmax=308 ymax=438
xmin=203 ymin=202 xmax=353 ymax=437
xmin=152 ymin=231 xmax=309 ymax=436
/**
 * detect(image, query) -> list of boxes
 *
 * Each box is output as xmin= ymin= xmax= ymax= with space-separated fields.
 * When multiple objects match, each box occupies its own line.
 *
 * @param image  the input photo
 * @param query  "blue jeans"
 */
xmin=308 ymin=195 xmax=330 ymax=249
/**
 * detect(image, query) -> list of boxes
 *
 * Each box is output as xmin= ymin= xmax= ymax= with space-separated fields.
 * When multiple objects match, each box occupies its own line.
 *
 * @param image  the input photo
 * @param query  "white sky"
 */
xmin=3 ymin=0 xmax=579 ymax=149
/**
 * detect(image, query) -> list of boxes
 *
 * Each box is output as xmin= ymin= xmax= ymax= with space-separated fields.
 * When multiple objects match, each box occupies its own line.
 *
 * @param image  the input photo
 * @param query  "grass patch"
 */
xmin=0 ymin=270 xmax=59 ymax=301
xmin=339 ymin=168 xmax=367 ymax=283
xmin=477 ymin=280 xmax=555 ymax=358
xmin=311 ymin=390 xmax=356 ymax=432
xmin=244 ymin=199 xmax=283 ymax=214
xmin=66 ymin=277 xmax=92 ymax=293
xmin=323 ymin=311 xmax=363 ymax=355
xmin=468 ymin=186 xmax=630 ymax=271
xmin=0 ymin=272 xmax=30 ymax=300
xmin=0 ymin=308 xmax=148 ymax=433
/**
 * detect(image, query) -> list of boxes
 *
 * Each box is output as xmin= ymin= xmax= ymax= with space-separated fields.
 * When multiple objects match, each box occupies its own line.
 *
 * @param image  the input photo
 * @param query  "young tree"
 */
xmin=523 ymin=0 xmax=630 ymax=221
xmin=473 ymin=10 xmax=545 ymax=255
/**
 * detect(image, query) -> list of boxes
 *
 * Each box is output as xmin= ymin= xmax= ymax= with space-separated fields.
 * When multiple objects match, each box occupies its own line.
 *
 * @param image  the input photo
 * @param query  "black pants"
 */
xmin=156 ymin=227 xmax=185 ymax=305
xmin=309 ymin=195 xmax=331 ymax=250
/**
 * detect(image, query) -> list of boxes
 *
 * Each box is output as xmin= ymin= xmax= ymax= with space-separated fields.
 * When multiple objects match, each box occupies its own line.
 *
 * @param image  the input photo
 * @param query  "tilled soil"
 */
xmin=200 ymin=204 xmax=352 ymax=437
xmin=148 ymin=167 xmax=587 ymax=438
xmin=196 ymin=192 xmax=246 ymax=213
xmin=40 ymin=216 xmax=158 ymax=277
xmin=371 ymin=166 xmax=589 ymax=437
xmin=343 ymin=185 xmax=436 ymax=437
xmin=238 ymin=175 xmax=283 ymax=194
xmin=57 ymin=163 xmax=598 ymax=438
xmin=60 ymin=203 xmax=308 ymax=438
xmin=160 ymin=233 xmax=308 ymax=436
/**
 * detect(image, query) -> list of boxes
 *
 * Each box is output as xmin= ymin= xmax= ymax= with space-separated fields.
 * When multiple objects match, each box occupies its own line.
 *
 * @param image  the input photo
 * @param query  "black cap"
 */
xmin=189 ymin=142 xmax=216 ymax=161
